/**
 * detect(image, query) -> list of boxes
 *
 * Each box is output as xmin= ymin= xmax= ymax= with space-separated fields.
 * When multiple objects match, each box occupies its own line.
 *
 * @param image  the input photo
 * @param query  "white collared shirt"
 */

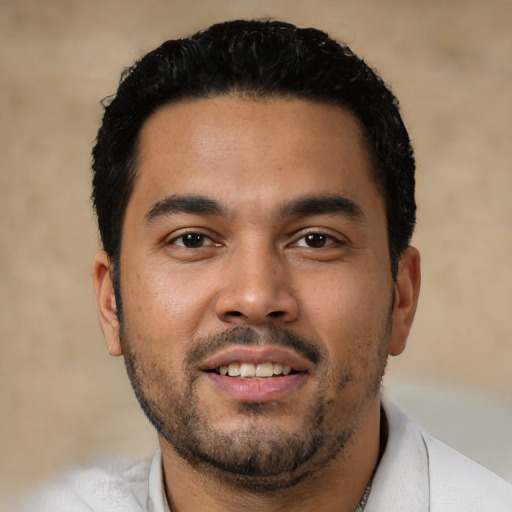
xmin=21 ymin=400 xmax=512 ymax=511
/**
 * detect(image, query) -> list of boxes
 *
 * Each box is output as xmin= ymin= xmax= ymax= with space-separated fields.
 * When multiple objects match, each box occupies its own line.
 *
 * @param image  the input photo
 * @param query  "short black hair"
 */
xmin=92 ymin=19 xmax=416 ymax=278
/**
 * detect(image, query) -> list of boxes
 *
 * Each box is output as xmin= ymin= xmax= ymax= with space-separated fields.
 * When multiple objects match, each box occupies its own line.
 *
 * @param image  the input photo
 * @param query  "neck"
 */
xmin=159 ymin=397 xmax=382 ymax=512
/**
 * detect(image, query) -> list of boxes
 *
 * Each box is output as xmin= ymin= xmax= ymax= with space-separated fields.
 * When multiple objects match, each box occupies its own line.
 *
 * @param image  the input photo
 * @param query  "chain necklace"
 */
xmin=352 ymin=405 xmax=388 ymax=511
xmin=353 ymin=483 xmax=372 ymax=512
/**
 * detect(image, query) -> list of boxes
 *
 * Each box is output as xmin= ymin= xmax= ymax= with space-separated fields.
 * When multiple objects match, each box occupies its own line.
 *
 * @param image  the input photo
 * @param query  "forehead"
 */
xmin=132 ymin=96 xmax=383 ymax=218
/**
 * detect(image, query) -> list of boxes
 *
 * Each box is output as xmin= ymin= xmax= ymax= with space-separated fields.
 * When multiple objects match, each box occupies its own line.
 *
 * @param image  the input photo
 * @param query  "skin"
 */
xmin=93 ymin=96 xmax=420 ymax=512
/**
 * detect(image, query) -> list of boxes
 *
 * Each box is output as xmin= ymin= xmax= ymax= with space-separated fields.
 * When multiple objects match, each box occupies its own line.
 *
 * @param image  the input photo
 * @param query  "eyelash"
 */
xmin=166 ymin=230 xmax=344 ymax=250
xmin=292 ymin=232 xmax=343 ymax=249
xmin=166 ymin=232 xmax=217 ymax=248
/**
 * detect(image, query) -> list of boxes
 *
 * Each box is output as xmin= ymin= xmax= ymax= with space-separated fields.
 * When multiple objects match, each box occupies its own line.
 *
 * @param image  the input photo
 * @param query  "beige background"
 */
xmin=1 ymin=0 xmax=511 ymax=501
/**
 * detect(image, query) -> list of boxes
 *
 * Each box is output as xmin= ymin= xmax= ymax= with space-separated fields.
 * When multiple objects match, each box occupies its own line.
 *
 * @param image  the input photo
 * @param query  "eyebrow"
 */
xmin=144 ymin=193 xmax=365 ymax=225
xmin=144 ymin=195 xmax=226 ymax=224
xmin=280 ymin=194 xmax=365 ymax=221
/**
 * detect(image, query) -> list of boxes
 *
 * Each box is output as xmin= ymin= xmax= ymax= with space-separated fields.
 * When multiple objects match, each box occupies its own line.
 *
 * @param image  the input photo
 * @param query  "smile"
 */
xmin=211 ymin=362 xmax=294 ymax=378
xmin=200 ymin=345 xmax=311 ymax=401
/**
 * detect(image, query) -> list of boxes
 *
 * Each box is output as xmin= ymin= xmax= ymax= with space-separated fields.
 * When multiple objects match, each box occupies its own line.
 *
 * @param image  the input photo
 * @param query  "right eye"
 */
xmin=169 ymin=233 xmax=214 ymax=248
xmin=295 ymin=232 xmax=339 ymax=248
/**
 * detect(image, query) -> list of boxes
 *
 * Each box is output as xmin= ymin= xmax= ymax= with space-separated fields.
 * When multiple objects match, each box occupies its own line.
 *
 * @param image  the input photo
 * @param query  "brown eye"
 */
xmin=304 ymin=233 xmax=328 ymax=247
xmin=293 ymin=232 xmax=343 ymax=249
xmin=173 ymin=233 xmax=209 ymax=248
xmin=183 ymin=233 xmax=204 ymax=247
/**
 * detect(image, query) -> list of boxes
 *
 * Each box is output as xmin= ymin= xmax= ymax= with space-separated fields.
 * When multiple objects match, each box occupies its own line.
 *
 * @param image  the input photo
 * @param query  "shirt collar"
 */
xmin=365 ymin=397 xmax=430 ymax=511
xmin=147 ymin=450 xmax=171 ymax=512
xmin=146 ymin=398 xmax=430 ymax=512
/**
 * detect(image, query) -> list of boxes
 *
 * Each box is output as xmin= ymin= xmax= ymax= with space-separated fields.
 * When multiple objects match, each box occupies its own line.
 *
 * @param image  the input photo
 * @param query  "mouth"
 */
xmin=201 ymin=345 xmax=311 ymax=377
xmin=207 ymin=361 xmax=298 ymax=378
xmin=200 ymin=347 xmax=310 ymax=402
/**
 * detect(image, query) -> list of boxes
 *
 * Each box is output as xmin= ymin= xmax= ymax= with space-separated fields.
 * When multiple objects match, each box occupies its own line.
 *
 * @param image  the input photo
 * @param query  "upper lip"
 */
xmin=200 ymin=346 xmax=314 ymax=373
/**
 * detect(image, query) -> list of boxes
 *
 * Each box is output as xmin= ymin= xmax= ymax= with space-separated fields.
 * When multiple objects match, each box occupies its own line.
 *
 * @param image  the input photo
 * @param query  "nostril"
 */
xmin=227 ymin=311 xmax=243 ymax=317
xmin=267 ymin=310 xmax=285 ymax=318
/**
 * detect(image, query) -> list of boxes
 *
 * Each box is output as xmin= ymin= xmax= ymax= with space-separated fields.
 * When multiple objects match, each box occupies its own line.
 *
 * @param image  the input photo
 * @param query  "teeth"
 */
xmin=240 ymin=363 xmax=256 ymax=377
xmin=217 ymin=362 xmax=295 ymax=378
xmin=228 ymin=363 xmax=240 ymax=377
xmin=256 ymin=363 xmax=274 ymax=377
xmin=273 ymin=363 xmax=283 ymax=375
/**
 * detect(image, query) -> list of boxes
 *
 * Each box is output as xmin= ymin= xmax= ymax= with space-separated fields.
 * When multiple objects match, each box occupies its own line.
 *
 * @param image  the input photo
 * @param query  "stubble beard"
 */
xmin=117 ymin=316 xmax=391 ymax=493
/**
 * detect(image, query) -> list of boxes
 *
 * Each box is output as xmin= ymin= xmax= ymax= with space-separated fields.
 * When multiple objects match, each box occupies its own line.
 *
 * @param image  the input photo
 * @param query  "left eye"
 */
xmin=295 ymin=233 xmax=337 ymax=248
xmin=171 ymin=233 xmax=213 ymax=248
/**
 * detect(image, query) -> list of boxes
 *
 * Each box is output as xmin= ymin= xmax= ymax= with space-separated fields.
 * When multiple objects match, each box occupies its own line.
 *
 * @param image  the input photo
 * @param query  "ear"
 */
xmin=389 ymin=246 xmax=421 ymax=356
xmin=92 ymin=251 xmax=122 ymax=357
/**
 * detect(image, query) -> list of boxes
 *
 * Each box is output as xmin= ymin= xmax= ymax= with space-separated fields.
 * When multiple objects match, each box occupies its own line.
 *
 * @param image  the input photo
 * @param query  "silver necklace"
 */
xmin=353 ymin=483 xmax=372 ymax=512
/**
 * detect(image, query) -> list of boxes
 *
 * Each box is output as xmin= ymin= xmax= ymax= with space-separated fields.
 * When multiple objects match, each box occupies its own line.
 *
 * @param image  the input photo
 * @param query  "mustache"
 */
xmin=186 ymin=326 xmax=324 ymax=368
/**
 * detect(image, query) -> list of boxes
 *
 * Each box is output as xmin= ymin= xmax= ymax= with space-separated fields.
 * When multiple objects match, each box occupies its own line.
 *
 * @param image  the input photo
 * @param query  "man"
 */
xmin=28 ymin=19 xmax=511 ymax=512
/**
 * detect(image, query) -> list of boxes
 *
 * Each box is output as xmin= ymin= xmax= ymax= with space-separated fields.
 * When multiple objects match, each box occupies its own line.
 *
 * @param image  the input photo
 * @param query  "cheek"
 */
xmin=118 ymin=264 xmax=220 ymax=373
xmin=122 ymin=260 xmax=215 ymax=330
xmin=300 ymin=262 xmax=392 ymax=364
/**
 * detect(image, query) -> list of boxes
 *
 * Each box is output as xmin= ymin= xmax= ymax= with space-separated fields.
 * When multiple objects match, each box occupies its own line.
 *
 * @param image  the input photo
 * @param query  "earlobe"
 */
xmin=92 ymin=251 xmax=123 ymax=357
xmin=389 ymin=247 xmax=421 ymax=356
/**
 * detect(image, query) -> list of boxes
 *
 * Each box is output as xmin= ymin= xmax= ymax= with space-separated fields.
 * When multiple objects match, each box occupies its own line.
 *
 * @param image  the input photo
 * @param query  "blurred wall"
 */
xmin=1 ymin=0 xmax=511 ymax=498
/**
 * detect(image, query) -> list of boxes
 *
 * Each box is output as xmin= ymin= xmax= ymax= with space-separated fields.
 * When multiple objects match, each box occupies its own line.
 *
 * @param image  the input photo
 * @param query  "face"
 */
xmin=94 ymin=96 xmax=419 ymax=490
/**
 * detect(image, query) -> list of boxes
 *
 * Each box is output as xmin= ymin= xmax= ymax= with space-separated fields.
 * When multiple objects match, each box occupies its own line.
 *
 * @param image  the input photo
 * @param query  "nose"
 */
xmin=214 ymin=245 xmax=299 ymax=325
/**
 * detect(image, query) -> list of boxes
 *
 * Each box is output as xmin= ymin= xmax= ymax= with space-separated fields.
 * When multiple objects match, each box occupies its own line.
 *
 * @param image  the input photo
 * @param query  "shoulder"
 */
xmin=18 ymin=459 xmax=151 ymax=512
xmin=423 ymin=432 xmax=512 ymax=512
xmin=382 ymin=399 xmax=512 ymax=511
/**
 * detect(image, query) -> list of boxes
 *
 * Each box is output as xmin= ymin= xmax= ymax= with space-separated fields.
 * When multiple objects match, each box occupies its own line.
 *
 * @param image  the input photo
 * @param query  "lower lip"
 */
xmin=204 ymin=372 xmax=306 ymax=402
